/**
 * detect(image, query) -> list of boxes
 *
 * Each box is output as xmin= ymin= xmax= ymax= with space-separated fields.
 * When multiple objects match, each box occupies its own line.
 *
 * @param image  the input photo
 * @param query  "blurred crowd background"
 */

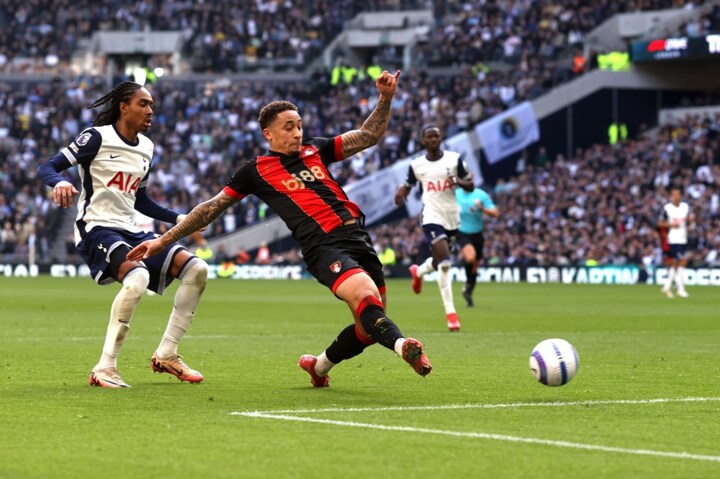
xmin=1 ymin=0 xmax=718 ymax=268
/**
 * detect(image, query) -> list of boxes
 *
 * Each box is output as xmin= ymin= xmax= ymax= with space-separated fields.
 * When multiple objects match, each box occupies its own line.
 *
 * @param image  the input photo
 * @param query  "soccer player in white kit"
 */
xmin=395 ymin=126 xmax=474 ymax=331
xmin=38 ymin=82 xmax=208 ymax=388
xmin=657 ymin=186 xmax=694 ymax=298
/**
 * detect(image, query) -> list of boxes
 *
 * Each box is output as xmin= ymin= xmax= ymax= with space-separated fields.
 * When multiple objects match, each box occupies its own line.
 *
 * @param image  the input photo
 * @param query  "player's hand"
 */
xmin=449 ymin=176 xmax=459 ymax=186
xmin=53 ymin=181 xmax=79 ymax=208
xmin=127 ymin=239 xmax=164 ymax=261
xmin=394 ymin=186 xmax=408 ymax=206
xmin=377 ymin=70 xmax=401 ymax=98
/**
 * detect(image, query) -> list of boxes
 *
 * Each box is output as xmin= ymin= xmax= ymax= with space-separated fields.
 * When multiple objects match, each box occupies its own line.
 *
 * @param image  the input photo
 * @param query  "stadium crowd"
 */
xmin=367 ymin=116 xmax=720 ymax=268
xmin=0 ymin=0 xmax=425 ymax=74
xmin=2 ymin=1 xmax=719 ymax=267
xmin=4 ymin=0 xmax=716 ymax=74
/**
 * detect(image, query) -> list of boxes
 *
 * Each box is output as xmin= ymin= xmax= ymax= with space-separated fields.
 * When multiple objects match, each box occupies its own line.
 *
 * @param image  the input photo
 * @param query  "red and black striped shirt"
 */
xmin=223 ymin=137 xmax=363 ymax=251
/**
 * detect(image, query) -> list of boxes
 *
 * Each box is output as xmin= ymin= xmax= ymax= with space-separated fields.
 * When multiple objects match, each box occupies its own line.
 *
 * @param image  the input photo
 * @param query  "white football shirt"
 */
xmin=405 ymin=151 xmax=470 ymax=229
xmin=59 ymin=124 xmax=154 ymax=244
xmin=661 ymin=201 xmax=690 ymax=245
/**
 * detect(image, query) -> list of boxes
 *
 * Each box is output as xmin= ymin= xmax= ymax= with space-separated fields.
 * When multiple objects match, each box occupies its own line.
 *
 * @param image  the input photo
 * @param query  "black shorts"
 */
xmin=303 ymin=223 xmax=386 ymax=295
xmin=76 ymin=227 xmax=187 ymax=295
xmin=456 ymin=231 xmax=485 ymax=259
xmin=667 ymin=244 xmax=689 ymax=260
xmin=422 ymin=223 xmax=457 ymax=247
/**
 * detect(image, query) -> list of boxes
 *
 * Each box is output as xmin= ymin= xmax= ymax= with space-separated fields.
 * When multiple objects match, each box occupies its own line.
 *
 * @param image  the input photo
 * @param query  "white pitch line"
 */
xmin=236 ymin=412 xmax=720 ymax=463
xmin=231 ymin=396 xmax=720 ymax=416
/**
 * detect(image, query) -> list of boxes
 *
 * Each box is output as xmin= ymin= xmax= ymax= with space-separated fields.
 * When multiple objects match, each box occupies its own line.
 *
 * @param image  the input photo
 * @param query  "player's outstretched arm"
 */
xmin=340 ymin=70 xmax=401 ymax=159
xmin=127 ymin=190 xmax=239 ymax=260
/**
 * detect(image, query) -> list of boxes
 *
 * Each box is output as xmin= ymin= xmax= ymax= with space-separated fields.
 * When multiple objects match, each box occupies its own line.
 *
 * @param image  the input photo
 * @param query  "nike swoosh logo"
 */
xmin=109 ymin=154 xmax=121 ymax=159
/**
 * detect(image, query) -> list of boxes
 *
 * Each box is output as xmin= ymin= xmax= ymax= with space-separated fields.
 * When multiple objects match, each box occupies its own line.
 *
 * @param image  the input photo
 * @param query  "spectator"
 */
xmin=255 ymin=240 xmax=271 ymax=264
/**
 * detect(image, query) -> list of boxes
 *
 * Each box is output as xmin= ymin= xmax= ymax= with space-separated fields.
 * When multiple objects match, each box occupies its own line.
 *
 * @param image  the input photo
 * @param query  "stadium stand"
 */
xmin=1 ymin=0 xmax=718 ymax=269
xmin=368 ymin=116 xmax=720 ymax=268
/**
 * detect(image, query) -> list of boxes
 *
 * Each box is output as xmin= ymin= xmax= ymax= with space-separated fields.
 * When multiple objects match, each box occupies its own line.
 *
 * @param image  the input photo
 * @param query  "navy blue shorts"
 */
xmin=667 ymin=244 xmax=688 ymax=260
xmin=457 ymin=231 xmax=485 ymax=259
xmin=76 ymin=227 xmax=187 ymax=295
xmin=303 ymin=223 xmax=386 ymax=296
xmin=423 ymin=223 xmax=457 ymax=247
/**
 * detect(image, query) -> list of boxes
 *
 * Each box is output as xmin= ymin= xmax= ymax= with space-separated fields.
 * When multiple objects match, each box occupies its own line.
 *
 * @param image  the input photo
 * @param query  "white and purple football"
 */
xmin=529 ymin=339 xmax=579 ymax=387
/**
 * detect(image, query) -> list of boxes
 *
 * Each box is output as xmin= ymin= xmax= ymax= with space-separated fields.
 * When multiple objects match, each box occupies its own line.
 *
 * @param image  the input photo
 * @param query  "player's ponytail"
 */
xmin=89 ymin=82 xmax=142 ymax=126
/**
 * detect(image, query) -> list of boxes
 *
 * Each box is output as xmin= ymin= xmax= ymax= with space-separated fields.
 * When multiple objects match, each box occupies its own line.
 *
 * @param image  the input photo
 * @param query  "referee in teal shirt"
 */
xmin=455 ymin=186 xmax=499 ymax=307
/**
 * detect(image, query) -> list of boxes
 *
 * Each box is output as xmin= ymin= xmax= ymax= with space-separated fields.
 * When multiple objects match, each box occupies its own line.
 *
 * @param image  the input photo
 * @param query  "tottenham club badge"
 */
xmin=329 ymin=261 xmax=342 ymax=273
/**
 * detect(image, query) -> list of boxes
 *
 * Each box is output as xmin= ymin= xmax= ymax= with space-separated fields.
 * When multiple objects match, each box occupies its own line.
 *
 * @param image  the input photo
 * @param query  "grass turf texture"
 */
xmin=1 ymin=277 xmax=719 ymax=478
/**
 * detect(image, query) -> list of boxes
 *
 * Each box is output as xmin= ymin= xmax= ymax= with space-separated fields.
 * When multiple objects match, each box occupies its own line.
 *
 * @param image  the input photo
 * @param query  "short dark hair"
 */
xmin=258 ymin=101 xmax=298 ymax=130
xmin=420 ymin=125 xmax=441 ymax=137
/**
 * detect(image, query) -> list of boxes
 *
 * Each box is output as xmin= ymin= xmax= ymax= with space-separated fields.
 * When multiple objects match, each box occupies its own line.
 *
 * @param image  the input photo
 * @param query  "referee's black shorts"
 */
xmin=303 ymin=223 xmax=386 ymax=295
xmin=456 ymin=231 xmax=485 ymax=259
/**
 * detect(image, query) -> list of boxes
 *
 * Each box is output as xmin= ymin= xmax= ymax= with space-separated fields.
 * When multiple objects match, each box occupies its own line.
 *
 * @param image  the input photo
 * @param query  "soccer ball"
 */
xmin=529 ymin=338 xmax=579 ymax=387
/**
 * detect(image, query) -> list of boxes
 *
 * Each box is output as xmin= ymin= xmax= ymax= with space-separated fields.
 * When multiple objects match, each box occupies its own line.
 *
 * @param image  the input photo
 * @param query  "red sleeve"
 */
xmin=308 ymin=137 xmax=342 ymax=165
xmin=334 ymin=136 xmax=343 ymax=162
xmin=223 ymin=186 xmax=246 ymax=201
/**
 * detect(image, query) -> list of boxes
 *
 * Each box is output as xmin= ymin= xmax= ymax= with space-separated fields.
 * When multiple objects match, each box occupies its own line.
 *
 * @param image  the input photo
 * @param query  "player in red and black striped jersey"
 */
xmin=128 ymin=70 xmax=432 ymax=386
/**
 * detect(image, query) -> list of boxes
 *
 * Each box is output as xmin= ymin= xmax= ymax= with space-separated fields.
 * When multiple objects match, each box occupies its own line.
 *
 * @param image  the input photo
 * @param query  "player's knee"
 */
xmin=438 ymin=259 xmax=452 ymax=272
xmin=181 ymin=258 xmax=208 ymax=285
xmin=123 ymin=268 xmax=150 ymax=300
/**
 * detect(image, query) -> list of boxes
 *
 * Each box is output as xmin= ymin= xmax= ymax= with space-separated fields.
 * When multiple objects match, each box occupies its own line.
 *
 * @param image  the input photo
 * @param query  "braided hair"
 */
xmin=88 ymin=81 xmax=142 ymax=126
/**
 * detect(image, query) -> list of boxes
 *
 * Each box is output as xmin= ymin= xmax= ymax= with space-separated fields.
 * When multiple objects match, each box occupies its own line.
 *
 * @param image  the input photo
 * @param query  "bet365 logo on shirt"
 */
xmin=281 ymin=166 xmax=327 ymax=191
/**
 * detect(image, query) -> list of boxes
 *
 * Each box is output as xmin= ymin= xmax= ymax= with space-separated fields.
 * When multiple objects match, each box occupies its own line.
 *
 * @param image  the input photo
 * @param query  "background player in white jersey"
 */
xmin=395 ymin=126 xmax=474 ymax=331
xmin=657 ymin=186 xmax=694 ymax=298
xmin=456 ymin=185 xmax=499 ymax=307
xmin=37 ymin=82 xmax=208 ymax=388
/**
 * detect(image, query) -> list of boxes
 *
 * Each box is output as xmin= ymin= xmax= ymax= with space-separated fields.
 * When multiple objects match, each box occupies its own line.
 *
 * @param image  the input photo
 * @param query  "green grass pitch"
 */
xmin=1 ymin=277 xmax=719 ymax=478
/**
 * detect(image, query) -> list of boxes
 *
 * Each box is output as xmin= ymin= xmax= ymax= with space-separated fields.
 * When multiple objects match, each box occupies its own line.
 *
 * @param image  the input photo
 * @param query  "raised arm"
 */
xmin=127 ymin=190 xmax=239 ymax=260
xmin=339 ymin=70 xmax=400 ymax=159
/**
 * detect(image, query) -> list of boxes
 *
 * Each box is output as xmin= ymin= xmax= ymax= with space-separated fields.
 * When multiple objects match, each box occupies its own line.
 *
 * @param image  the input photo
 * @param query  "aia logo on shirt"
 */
xmin=106 ymin=172 xmax=140 ymax=194
xmin=426 ymin=178 xmax=455 ymax=192
xmin=329 ymin=261 xmax=342 ymax=273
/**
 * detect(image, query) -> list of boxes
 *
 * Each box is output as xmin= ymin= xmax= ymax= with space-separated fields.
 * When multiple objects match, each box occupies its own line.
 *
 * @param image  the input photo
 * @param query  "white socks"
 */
xmin=674 ymin=266 xmax=686 ymax=293
xmin=393 ymin=338 xmax=405 ymax=356
xmin=95 ymin=268 xmax=150 ymax=370
xmin=314 ymin=352 xmax=335 ymax=376
xmin=315 ymin=339 xmax=408 ymax=376
xmin=663 ymin=267 xmax=676 ymax=291
xmin=416 ymin=256 xmax=435 ymax=277
xmin=156 ymin=259 xmax=208 ymax=359
xmin=437 ymin=259 xmax=456 ymax=315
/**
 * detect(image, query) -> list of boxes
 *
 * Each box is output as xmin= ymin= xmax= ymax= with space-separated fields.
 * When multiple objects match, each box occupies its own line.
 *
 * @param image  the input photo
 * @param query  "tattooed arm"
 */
xmin=126 ymin=191 xmax=240 ymax=260
xmin=340 ymin=70 xmax=401 ymax=159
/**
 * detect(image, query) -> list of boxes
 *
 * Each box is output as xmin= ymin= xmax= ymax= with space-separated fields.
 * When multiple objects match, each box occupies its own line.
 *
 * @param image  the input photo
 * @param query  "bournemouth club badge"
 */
xmin=330 ymin=261 xmax=342 ymax=273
